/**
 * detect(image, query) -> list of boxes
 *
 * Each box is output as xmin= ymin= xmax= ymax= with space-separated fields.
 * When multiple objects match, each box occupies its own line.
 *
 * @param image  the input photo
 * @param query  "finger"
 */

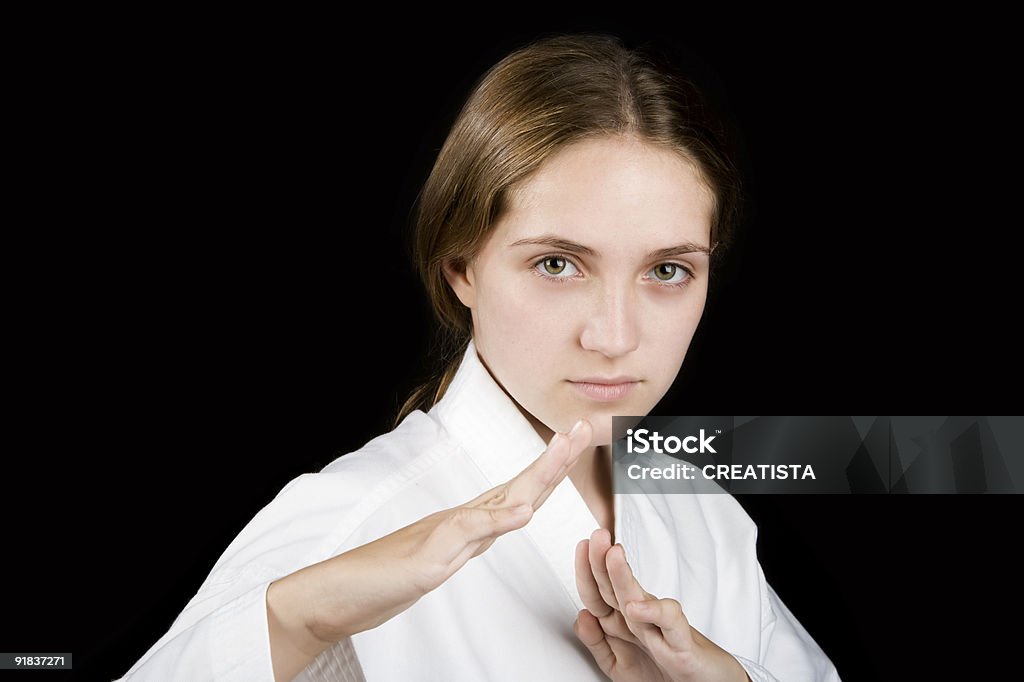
xmin=588 ymin=528 xmax=619 ymax=611
xmin=598 ymin=609 xmax=645 ymax=646
xmin=472 ymin=432 xmax=569 ymax=508
xmin=435 ymin=504 xmax=534 ymax=563
xmin=576 ymin=609 xmax=650 ymax=675
xmin=575 ymin=539 xmax=614 ymax=617
xmin=547 ymin=418 xmax=593 ymax=485
xmin=606 ymin=543 xmax=654 ymax=604
xmin=506 ymin=418 xmax=592 ymax=508
xmin=573 ymin=609 xmax=617 ymax=676
xmin=458 ymin=419 xmax=589 ymax=534
xmin=429 ymin=504 xmax=538 ymax=578
xmin=605 ymin=544 xmax=659 ymax=643
xmin=626 ymin=598 xmax=693 ymax=651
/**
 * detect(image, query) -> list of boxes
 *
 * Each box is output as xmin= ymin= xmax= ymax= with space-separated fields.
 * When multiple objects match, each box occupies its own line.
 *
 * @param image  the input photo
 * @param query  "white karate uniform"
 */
xmin=118 ymin=338 xmax=841 ymax=681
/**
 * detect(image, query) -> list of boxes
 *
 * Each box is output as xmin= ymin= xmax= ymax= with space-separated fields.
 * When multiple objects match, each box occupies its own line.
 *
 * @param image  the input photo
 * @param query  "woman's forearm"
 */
xmin=266 ymin=565 xmax=335 ymax=682
xmin=262 ymin=425 xmax=587 ymax=680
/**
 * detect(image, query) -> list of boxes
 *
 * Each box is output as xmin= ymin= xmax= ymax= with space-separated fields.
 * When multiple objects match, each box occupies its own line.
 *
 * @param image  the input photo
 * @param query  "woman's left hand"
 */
xmin=573 ymin=529 xmax=751 ymax=682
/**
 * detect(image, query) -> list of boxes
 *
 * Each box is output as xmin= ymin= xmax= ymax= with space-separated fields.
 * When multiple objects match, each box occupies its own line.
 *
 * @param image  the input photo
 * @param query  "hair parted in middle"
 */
xmin=396 ymin=33 xmax=742 ymax=426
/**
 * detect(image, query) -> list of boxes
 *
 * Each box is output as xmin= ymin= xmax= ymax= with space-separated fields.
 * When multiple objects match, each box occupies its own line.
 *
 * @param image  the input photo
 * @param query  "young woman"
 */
xmin=119 ymin=34 xmax=840 ymax=681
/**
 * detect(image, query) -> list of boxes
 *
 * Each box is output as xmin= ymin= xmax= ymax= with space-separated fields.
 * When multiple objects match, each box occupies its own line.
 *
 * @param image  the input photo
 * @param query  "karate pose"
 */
xmin=121 ymin=34 xmax=840 ymax=681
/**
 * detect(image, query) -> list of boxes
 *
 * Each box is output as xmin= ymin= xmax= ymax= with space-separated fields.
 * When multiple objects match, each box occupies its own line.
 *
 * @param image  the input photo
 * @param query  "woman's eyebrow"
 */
xmin=507 ymin=235 xmax=711 ymax=258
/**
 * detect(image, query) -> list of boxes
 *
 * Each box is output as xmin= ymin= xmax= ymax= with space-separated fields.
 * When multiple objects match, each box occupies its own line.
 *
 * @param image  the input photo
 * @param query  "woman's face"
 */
xmin=445 ymin=134 xmax=714 ymax=446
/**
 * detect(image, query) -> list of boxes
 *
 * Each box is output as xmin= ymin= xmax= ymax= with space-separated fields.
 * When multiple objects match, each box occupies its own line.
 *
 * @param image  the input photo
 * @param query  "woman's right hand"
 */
xmin=266 ymin=418 xmax=593 ymax=680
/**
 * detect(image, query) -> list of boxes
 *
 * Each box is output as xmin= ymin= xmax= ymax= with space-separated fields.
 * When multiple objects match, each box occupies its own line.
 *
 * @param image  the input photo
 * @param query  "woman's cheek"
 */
xmin=520 ymin=281 xmax=579 ymax=323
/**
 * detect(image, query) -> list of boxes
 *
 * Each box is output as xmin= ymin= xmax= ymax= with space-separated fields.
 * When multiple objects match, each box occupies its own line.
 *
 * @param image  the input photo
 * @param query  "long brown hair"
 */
xmin=394 ymin=33 xmax=743 ymax=428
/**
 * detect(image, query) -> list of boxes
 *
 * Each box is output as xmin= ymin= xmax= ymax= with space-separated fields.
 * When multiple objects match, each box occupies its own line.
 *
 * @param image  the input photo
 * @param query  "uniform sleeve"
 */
xmin=114 ymin=473 xmax=369 ymax=681
xmin=732 ymin=575 xmax=842 ymax=682
xmin=111 ymin=574 xmax=277 ymax=680
xmin=115 ymin=413 xmax=443 ymax=681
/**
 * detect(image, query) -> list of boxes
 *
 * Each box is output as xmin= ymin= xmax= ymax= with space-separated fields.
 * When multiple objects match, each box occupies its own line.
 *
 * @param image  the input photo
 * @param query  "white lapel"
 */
xmin=432 ymin=338 xmax=601 ymax=614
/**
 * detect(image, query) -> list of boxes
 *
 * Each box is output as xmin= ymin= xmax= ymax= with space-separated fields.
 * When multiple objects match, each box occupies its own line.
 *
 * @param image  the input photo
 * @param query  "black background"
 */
xmin=12 ymin=10 xmax=1018 ymax=681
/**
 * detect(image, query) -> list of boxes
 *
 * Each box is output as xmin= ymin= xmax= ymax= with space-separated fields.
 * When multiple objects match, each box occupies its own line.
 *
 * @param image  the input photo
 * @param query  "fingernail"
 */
xmin=569 ymin=419 xmax=584 ymax=437
xmin=512 ymin=504 xmax=533 ymax=516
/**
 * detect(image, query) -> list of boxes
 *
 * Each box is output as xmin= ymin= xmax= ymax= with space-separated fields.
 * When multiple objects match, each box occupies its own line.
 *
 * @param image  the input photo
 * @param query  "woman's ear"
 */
xmin=442 ymin=258 xmax=476 ymax=309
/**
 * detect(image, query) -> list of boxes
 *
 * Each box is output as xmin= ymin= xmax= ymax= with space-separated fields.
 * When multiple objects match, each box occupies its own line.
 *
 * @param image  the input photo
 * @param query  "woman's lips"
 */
xmin=568 ymin=380 xmax=639 ymax=402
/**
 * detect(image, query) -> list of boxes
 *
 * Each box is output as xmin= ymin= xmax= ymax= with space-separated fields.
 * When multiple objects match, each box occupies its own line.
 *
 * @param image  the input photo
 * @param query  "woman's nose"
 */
xmin=579 ymin=285 xmax=640 ymax=358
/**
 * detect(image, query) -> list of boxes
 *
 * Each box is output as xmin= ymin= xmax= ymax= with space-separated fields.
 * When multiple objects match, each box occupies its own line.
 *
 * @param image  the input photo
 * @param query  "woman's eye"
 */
xmin=535 ymin=256 xmax=579 ymax=278
xmin=648 ymin=263 xmax=691 ymax=286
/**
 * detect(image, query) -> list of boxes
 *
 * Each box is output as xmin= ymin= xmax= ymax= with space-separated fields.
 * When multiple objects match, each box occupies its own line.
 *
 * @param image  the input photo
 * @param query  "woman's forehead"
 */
xmin=498 ymin=138 xmax=713 ymax=252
